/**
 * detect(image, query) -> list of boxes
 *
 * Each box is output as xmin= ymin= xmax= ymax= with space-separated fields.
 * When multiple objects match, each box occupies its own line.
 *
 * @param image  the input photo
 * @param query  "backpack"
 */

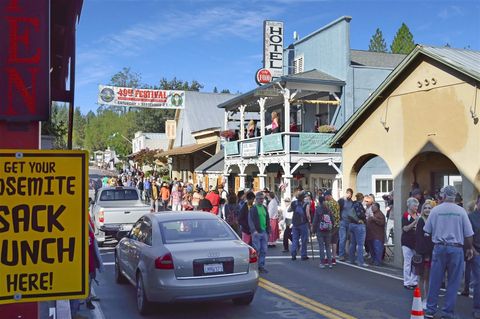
xmin=225 ymin=204 xmax=239 ymax=226
xmin=292 ymin=201 xmax=308 ymax=226
xmin=319 ymin=212 xmax=333 ymax=232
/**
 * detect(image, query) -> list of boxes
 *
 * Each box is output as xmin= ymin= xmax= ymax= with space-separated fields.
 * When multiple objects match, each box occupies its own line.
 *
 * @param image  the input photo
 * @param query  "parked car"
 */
xmin=91 ymin=186 xmax=151 ymax=246
xmin=115 ymin=211 xmax=259 ymax=315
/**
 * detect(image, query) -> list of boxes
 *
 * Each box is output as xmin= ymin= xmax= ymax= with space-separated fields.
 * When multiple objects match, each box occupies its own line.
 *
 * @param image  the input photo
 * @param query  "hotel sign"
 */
xmin=264 ymin=20 xmax=284 ymax=79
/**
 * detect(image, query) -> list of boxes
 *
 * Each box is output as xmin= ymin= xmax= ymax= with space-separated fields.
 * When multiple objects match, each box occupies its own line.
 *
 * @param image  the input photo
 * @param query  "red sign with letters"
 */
xmin=0 ymin=0 xmax=50 ymax=121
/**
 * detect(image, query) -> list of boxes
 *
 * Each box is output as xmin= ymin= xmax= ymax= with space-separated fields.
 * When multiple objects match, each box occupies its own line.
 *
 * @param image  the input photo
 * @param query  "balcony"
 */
xmin=224 ymin=132 xmax=339 ymax=158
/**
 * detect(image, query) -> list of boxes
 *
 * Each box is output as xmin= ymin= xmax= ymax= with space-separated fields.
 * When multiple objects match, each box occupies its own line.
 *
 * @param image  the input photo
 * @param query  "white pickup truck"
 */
xmin=91 ymin=186 xmax=151 ymax=246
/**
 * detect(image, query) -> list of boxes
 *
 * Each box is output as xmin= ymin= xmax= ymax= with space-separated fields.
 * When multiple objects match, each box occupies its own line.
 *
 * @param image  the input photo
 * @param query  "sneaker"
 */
xmin=301 ymin=256 xmax=309 ymax=261
xmin=424 ymin=312 xmax=434 ymax=319
xmin=460 ymin=290 xmax=469 ymax=297
xmin=282 ymin=249 xmax=289 ymax=253
xmin=259 ymin=267 xmax=269 ymax=274
xmin=404 ymin=285 xmax=415 ymax=290
xmin=328 ymin=264 xmax=333 ymax=269
xmin=323 ymin=258 xmax=328 ymax=264
xmin=332 ymin=258 xmax=336 ymax=265
xmin=291 ymin=256 xmax=297 ymax=261
xmin=319 ymin=264 xmax=325 ymax=269
xmin=338 ymin=256 xmax=346 ymax=262
xmin=359 ymin=263 xmax=369 ymax=267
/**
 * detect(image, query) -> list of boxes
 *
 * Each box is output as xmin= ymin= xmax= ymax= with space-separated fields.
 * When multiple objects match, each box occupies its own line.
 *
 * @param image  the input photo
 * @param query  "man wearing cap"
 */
xmin=248 ymin=192 xmax=271 ymax=273
xmin=424 ymin=185 xmax=474 ymax=319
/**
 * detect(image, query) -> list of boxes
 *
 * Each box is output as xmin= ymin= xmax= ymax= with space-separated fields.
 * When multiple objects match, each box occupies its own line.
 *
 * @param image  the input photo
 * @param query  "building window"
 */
xmin=372 ymin=175 xmax=393 ymax=195
xmin=294 ymin=55 xmax=304 ymax=74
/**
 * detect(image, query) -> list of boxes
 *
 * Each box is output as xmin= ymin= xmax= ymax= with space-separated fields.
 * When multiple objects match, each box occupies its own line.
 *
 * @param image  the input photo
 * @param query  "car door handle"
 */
xmin=124 ymin=211 xmax=131 ymax=214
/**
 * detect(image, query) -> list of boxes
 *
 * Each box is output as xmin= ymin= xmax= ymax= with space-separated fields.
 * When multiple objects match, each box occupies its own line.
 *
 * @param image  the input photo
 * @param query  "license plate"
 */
xmin=204 ymin=263 xmax=223 ymax=273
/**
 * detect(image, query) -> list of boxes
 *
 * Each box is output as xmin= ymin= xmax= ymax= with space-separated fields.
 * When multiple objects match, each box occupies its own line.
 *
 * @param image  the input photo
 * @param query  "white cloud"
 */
xmin=76 ymin=3 xmax=284 ymax=86
xmin=438 ymin=5 xmax=464 ymax=20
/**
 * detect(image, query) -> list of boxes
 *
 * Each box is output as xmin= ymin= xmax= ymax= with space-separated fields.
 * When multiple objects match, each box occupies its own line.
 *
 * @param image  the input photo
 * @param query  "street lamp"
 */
xmin=111 ymin=132 xmax=133 ymax=145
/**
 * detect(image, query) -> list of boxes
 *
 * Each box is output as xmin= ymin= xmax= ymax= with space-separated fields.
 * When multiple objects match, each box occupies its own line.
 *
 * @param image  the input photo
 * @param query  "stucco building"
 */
xmin=331 ymin=45 xmax=480 ymax=266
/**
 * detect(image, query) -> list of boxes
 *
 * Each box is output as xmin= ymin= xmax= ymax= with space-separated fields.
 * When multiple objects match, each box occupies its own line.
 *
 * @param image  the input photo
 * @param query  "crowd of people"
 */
xmin=94 ymin=170 xmax=479 ymax=318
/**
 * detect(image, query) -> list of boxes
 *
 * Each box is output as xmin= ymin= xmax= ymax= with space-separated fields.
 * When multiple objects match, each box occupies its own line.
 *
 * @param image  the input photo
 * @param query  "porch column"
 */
xmin=240 ymin=104 xmax=246 ymax=140
xmin=223 ymin=174 xmax=229 ymax=191
xmin=258 ymin=174 xmax=267 ymax=190
xmin=282 ymin=161 xmax=292 ymax=201
xmin=258 ymin=97 xmax=267 ymax=137
xmin=224 ymin=110 xmax=229 ymax=130
xmin=239 ymin=174 xmax=246 ymax=190
xmin=283 ymin=88 xmax=291 ymax=133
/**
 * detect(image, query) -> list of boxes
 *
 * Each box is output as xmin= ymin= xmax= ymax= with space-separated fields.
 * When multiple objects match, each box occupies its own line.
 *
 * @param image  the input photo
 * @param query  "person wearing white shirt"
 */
xmin=267 ymin=192 xmax=280 ymax=247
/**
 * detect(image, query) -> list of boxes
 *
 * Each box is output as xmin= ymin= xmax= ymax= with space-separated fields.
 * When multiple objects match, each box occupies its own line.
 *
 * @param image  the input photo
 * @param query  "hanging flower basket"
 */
xmin=317 ymin=125 xmax=337 ymax=133
xmin=220 ymin=129 xmax=235 ymax=139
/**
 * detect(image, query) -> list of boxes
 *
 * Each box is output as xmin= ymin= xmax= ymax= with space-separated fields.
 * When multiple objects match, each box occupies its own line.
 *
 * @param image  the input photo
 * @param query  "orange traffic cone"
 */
xmin=410 ymin=286 xmax=424 ymax=319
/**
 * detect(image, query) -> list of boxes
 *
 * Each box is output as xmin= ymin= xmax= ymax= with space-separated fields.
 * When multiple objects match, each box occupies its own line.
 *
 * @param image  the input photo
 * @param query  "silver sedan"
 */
xmin=115 ymin=211 xmax=259 ymax=315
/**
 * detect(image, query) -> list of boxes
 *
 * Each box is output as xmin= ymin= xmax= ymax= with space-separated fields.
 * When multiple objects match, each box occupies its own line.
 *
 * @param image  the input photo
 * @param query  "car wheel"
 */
xmin=114 ymin=255 xmax=127 ymax=284
xmin=232 ymin=293 xmax=255 ymax=305
xmin=136 ymin=273 xmax=151 ymax=315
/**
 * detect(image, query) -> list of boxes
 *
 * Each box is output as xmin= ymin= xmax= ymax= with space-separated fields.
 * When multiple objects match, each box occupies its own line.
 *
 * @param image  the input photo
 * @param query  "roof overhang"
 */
xmin=218 ymin=70 xmax=345 ymax=112
xmin=157 ymin=141 xmax=216 ymax=157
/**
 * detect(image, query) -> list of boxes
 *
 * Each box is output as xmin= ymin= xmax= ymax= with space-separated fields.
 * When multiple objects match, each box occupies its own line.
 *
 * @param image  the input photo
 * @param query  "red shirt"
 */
xmin=205 ymin=192 xmax=220 ymax=215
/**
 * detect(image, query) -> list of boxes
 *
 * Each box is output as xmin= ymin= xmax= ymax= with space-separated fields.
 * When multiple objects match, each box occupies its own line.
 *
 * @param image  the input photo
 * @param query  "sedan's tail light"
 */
xmin=249 ymin=247 xmax=258 ymax=264
xmin=155 ymin=252 xmax=174 ymax=269
xmin=98 ymin=210 xmax=104 ymax=224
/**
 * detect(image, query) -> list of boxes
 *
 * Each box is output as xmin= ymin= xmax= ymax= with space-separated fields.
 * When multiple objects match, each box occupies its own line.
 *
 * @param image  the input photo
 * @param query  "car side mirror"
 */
xmin=116 ymin=230 xmax=130 ymax=241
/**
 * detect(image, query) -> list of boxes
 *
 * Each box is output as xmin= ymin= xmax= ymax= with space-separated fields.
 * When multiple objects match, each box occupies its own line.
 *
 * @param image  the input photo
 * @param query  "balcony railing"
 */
xmin=224 ymin=132 xmax=338 ymax=158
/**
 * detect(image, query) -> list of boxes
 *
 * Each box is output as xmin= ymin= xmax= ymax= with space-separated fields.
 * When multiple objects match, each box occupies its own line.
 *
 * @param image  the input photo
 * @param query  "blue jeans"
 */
xmin=368 ymin=239 xmax=384 ymax=266
xmin=338 ymin=220 xmax=349 ymax=258
xmin=349 ymin=223 xmax=366 ymax=265
xmin=472 ymin=255 xmax=480 ymax=315
xmin=426 ymin=245 xmax=464 ymax=316
xmin=291 ymin=223 xmax=309 ymax=258
xmin=252 ymin=231 xmax=268 ymax=268
xmin=317 ymin=232 xmax=332 ymax=263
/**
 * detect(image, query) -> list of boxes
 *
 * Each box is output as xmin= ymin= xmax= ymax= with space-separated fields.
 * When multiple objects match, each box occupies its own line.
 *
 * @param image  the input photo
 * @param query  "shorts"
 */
xmin=330 ymin=227 xmax=339 ymax=243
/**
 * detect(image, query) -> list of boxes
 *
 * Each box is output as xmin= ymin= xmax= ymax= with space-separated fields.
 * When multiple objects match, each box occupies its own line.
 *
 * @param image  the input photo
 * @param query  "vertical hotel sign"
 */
xmin=0 ymin=150 xmax=88 ymax=304
xmin=264 ymin=20 xmax=284 ymax=79
xmin=0 ymin=0 xmax=50 ymax=121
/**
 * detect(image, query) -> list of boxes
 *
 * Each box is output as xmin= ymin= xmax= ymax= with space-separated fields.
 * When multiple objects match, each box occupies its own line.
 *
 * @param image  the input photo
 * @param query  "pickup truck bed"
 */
xmin=91 ymin=187 xmax=151 ymax=245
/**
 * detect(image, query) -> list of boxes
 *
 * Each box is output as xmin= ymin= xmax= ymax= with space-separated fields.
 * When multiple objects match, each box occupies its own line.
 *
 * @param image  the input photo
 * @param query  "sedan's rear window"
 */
xmin=100 ymin=189 xmax=139 ymax=201
xmin=160 ymin=219 xmax=237 ymax=244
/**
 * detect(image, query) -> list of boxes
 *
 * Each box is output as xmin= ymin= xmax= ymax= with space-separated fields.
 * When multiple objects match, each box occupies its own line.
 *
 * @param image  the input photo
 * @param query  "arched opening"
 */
xmin=401 ymin=151 xmax=460 ymax=201
xmin=351 ymin=154 xmax=393 ymax=244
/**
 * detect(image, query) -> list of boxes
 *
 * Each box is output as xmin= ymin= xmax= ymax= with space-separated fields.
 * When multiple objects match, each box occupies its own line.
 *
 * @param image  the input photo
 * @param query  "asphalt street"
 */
xmin=76 ymin=241 xmax=475 ymax=319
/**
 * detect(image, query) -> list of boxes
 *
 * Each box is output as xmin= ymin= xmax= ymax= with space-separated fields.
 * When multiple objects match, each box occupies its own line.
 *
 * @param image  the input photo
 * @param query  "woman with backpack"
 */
xmin=312 ymin=196 xmax=334 ymax=268
xmin=224 ymin=193 xmax=241 ymax=236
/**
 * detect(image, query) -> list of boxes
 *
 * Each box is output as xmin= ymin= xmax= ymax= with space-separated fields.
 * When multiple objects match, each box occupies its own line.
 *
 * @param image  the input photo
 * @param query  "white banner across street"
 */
xmin=98 ymin=85 xmax=185 ymax=109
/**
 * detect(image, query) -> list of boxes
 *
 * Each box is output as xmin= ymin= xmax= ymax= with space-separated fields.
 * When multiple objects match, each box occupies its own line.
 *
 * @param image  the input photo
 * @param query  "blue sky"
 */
xmin=75 ymin=0 xmax=480 ymax=114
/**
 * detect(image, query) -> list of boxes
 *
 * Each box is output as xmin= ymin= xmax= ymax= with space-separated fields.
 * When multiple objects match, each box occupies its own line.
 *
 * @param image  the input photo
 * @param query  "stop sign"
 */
xmin=255 ymin=69 xmax=272 ymax=85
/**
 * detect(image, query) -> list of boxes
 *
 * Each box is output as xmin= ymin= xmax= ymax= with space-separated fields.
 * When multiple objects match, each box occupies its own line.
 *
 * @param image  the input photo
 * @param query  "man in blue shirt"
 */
xmin=423 ymin=185 xmax=474 ymax=319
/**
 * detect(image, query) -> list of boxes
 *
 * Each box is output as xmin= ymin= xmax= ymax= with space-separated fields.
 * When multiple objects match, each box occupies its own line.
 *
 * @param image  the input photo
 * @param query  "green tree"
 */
xmin=73 ymin=107 xmax=86 ymax=149
xmin=368 ymin=28 xmax=388 ymax=53
xmin=213 ymin=86 xmax=218 ymax=93
xmin=220 ymin=89 xmax=231 ymax=93
xmin=41 ymin=102 xmax=68 ymax=149
xmin=390 ymin=23 xmax=415 ymax=54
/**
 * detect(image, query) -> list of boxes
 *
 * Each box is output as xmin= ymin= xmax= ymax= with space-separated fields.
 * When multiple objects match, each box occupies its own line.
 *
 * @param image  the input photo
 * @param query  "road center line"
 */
xmin=259 ymin=278 xmax=357 ymax=319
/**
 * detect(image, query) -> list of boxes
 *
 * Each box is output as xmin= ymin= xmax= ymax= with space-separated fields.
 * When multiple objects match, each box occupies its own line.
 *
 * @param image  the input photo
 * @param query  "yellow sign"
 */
xmin=0 ymin=150 xmax=89 ymax=304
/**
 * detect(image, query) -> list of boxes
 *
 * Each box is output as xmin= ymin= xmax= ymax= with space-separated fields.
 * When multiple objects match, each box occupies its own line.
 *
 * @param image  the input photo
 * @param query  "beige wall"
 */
xmin=341 ymin=57 xmax=480 ymax=266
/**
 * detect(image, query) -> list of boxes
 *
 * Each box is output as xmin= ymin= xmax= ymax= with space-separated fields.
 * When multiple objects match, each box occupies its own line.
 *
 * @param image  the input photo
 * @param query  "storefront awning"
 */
xmin=194 ymin=151 xmax=224 ymax=174
xmin=157 ymin=142 xmax=216 ymax=157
